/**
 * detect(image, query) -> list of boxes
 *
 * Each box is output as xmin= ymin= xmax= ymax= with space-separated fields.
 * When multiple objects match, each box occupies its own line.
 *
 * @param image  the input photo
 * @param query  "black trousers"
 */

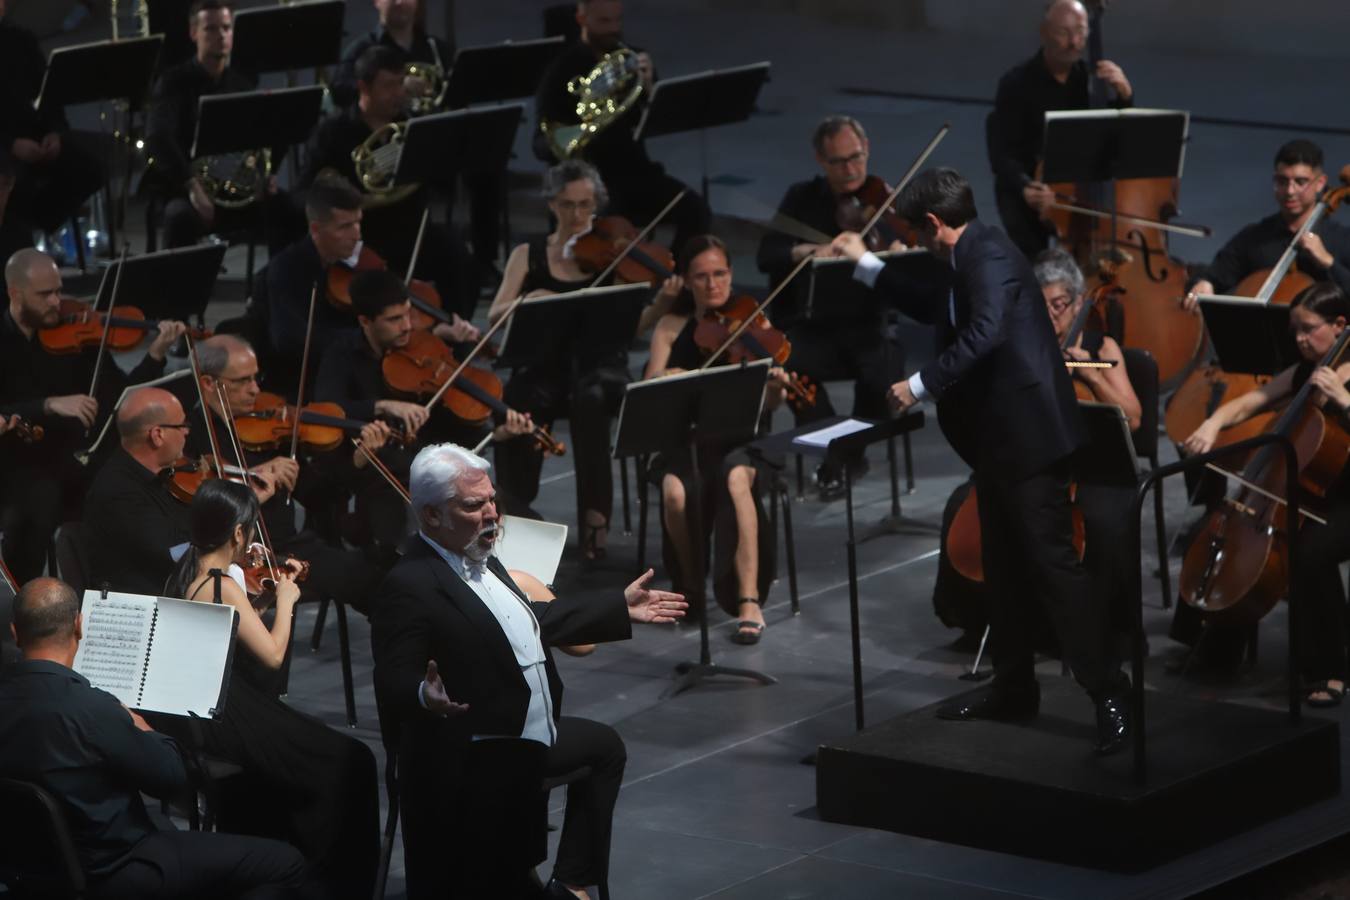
xmin=1292 ymin=500 xmax=1350 ymax=685
xmin=88 ymin=830 xmax=305 ymax=900
xmin=0 ymin=460 xmax=88 ymax=584
xmin=786 ymin=317 xmax=906 ymax=425
xmin=545 ymin=716 xmax=626 ymax=889
xmin=977 ymin=460 xmax=1119 ymax=696
xmin=599 ymin=162 xmax=709 ymax=261
xmin=8 ymin=132 xmax=106 ymax=233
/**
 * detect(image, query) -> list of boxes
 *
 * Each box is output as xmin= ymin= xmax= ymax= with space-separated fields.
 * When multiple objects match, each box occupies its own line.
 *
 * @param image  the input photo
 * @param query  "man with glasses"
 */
xmin=755 ymin=115 xmax=910 ymax=494
xmin=1183 ymin=139 xmax=1350 ymax=310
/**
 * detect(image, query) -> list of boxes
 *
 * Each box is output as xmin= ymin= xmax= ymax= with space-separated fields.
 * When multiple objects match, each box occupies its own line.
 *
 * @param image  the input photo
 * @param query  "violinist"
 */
xmin=0 ymin=249 xmax=187 ymax=583
xmin=1183 ymin=140 xmax=1350 ymax=311
xmin=645 ymin=236 xmax=788 ymax=642
xmin=832 ymin=167 xmax=1131 ymax=755
xmin=532 ymin=0 xmax=710 ymax=255
xmin=1181 ymin=283 xmax=1350 ymax=707
xmin=755 ymin=115 xmax=908 ymax=494
xmin=163 ymin=479 xmax=379 ymax=899
xmin=987 ymin=0 xmax=1134 ymax=260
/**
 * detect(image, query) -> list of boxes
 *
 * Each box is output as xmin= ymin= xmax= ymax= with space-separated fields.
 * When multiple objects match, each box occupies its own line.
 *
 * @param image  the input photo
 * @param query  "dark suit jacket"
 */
xmin=369 ymin=536 xmax=630 ymax=890
xmin=874 ymin=219 xmax=1084 ymax=480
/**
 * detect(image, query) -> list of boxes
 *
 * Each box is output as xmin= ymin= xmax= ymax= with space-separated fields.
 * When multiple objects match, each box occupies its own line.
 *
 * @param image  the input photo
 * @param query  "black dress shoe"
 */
xmin=936 ymin=682 xmax=1039 ymax=721
xmin=1093 ymin=685 xmax=1133 ymax=757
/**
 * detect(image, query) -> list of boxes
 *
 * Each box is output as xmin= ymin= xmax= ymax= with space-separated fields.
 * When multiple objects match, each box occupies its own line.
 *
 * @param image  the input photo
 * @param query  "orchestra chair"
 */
xmin=0 ymin=777 xmax=86 ymax=899
xmin=1121 ymin=347 xmax=1172 ymax=609
xmin=306 ymin=594 xmax=359 ymax=728
xmin=53 ymin=522 xmax=91 ymax=599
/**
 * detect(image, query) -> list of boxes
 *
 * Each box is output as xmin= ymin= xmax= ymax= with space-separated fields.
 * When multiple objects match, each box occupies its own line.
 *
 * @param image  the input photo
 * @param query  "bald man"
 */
xmin=0 ymin=249 xmax=187 ymax=583
xmin=0 ymin=578 xmax=306 ymax=899
xmin=82 ymin=387 xmax=196 ymax=596
xmin=986 ymin=0 xmax=1134 ymax=259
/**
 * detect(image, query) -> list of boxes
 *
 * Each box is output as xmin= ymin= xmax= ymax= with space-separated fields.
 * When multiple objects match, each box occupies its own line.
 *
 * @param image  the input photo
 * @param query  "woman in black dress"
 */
xmin=645 ymin=235 xmax=790 ymax=643
xmin=164 ymin=479 xmax=379 ymax=900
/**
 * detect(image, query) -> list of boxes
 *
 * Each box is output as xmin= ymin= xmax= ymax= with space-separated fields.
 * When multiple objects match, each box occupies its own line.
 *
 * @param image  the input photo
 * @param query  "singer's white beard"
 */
xmin=462 ymin=525 xmax=498 ymax=563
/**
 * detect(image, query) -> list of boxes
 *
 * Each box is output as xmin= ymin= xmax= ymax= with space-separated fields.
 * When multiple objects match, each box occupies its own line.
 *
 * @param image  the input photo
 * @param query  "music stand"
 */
xmin=1074 ymin=402 xmax=1143 ymax=486
xmin=1198 ymin=296 xmax=1297 ymax=376
xmin=392 ymin=104 xmax=524 ymax=188
xmin=191 ymin=86 xmax=325 ymax=160
xmin=750 ymin=412 xmax=926 ymax=729
xmin=494 ymin=283 xmax=649 ymax=369
xmin=615 ymin=362 xmax=778 ymax=698
xmin=36 ymin=36 xmax=163 ymax=114
xmin=95 ymin=244 xmax=228 ymax=325
xmin=1040 ymin=108 xmax=1190 ymax=184
xmin=230 ymin=1 xmax=345 ymax=75
xmin=634 ymin=61 xmax=771 ymax=200
xmin=442 ymin=36 xmax=566 ymax=109
xmin=805 ymin=249 xmax=934 ymax=320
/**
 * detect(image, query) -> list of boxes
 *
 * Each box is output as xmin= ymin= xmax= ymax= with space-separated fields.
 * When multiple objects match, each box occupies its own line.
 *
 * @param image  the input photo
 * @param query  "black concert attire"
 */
xmin=494 ymin=237 xmax=631 ymax=528
xmin=656 ymin=317 xmax=776 ymax=616
xmin=143 ymin=58 xmax=300 ymax=253
xmin=299 ymin=109 xmax=477 ymax=320
xmin=0 ymin=659 xmax=306 ymax=900
xmin=0 ymin=18 xmax=106 ymax=237
xmin=755 ymin=175 xmax=908 ymax=432
xmin=1195 ymin=213 xmax=1350 ymax=295
xmin=83 ymin=448 xmax=192 ymax=596
xmin=533 ymin=40 xmax=710 ymax=255
xmin=370 ymin=538 xmax=630 ymax=899
xmin=859 ymin=220 xmax=1123 ymax=699
xmin=987 ymin=49 xmax=1133 ymax=260
xmin=0 ymin=308 xmax=167 ymax=584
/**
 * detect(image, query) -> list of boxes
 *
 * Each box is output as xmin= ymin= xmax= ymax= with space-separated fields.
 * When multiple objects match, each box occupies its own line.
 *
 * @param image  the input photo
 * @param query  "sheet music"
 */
xmin=496 ymin=516 xmax=568 ymax=585
xmin=73 ymin=592 xmax=155 ymax=705
xmin=140 ymin=598 xmax=236 ymax=718
xmin=792 ymin=418 xmax=872 ymax=449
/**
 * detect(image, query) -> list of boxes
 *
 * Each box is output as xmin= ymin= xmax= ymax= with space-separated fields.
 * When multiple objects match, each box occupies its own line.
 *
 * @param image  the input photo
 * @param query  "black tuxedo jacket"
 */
xmin=874 ymin=219 xmax=1084 ymax=480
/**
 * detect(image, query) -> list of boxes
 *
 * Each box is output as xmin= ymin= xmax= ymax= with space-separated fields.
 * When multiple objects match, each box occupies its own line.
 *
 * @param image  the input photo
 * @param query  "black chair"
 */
xmin=0 ymin=777 xmax=86 ymax=899
xmin=53 ymin=522 xmax=91 ymax=598
xmin=307 ymin=595 xmax=359 ymax=728
xmin=1121 ymin=348 xmax=1172 ymax=609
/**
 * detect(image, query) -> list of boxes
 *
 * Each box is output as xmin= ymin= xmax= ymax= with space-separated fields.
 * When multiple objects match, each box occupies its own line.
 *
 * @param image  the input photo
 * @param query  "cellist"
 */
xmin=1181 ymin=283 xmax=1350 ymax=707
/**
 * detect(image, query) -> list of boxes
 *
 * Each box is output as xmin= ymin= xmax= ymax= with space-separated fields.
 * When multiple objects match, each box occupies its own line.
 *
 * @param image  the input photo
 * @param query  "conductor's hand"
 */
xmin=623 ymin=568 xmax=687 ymax=624
xmin=423 ymin=660 xmax=470 ymax=717
xmin=831 ymin=231 xmax=868 ymax=262
xmin=887 ymin=379 xmax=917 ymax=415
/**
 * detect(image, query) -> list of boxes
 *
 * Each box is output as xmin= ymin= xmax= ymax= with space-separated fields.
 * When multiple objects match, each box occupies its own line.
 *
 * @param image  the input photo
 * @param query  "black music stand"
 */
xmin=750 ymin=412 xmax=926 ymax=729
xmin=95 ymin=244 xmax=227 ymax=325
xmin=392 ymin=104 xmax=525 ymax=189
xmin=191 ymin=86 xmax=325 ymax=160
xmin=615 ymin=362 xmax=778 ymax=698
xmin=1040 ymin=108 xmax=1190 ymax=184
xmin=1198 ymin=297 xmax=1297 ymax=376
xmin=230 ymin=1 xmax=345 ymax=75
xmin=442 ymin=36 xmax=566 ymax=109
xmin=634 ymin=61 xmax=771 ymax=200
xmin=1074 ymin=401 xmax=1143 ymax=486
xmin=36 ymin=36 xmax=163 ymax=114
xmin=494 ymin=283 xmax=648 ymax=369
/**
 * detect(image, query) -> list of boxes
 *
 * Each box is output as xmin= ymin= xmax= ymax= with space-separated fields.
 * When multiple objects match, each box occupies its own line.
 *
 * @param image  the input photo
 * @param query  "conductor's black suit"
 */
xmin=370 ymin=536 xmax=631 ymax=899
xmin=867 ymin=218 xmax=1120 ymax=696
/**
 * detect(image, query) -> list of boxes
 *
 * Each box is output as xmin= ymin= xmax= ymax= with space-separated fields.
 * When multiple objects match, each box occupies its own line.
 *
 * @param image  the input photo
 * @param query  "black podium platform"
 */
xmin=816 ymin=679 xmax=1339 ymax=871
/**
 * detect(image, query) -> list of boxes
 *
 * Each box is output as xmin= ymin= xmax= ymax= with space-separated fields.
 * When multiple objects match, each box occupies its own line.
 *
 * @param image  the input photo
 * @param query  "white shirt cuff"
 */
xmin=907 ymin=371 xmax=930 ymax=403
xmin=853 ymin=251 xmax=885 ymax=287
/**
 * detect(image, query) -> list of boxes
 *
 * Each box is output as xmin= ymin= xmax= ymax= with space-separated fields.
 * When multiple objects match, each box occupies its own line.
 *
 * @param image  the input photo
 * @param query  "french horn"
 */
xmin=540 ymin=47 xmax=643 ymax=161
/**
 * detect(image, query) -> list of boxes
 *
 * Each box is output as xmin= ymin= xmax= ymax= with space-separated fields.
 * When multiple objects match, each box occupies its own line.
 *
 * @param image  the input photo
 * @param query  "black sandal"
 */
xmin=1306 ymin=680 xmax=1345 ymax=708
xmin=580 ymin=521 xmax=608 ymax=563
xmin=730 ymin=598 xmax=765 ymax=645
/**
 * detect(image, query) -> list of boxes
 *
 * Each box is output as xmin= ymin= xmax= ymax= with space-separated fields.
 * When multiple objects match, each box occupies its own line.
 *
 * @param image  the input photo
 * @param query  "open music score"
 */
xmin=76 ymin=594 xmax=155 ymax=695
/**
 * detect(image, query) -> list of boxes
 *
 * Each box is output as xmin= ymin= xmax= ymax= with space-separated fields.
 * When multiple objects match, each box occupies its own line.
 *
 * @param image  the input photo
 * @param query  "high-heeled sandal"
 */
xmin=580 ymin=521 xmax=608 ymax=563
xmin=730 ymin=598 xmax=764 ymax=645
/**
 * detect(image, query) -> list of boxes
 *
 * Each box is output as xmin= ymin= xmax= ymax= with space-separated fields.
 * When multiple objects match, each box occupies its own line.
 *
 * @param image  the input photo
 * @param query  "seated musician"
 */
xmin=646 ymin=236 xmax=788 ymax=643
xmin=533 ymin=0 xmax=710 ymax=256
xmin=1184 ymin=139 xmax=1350 ymax=311
xmin=1182 ymin=283 xmax=1350 ymax=707
xmin=0 ymin=3 xmax=106 ymax=252
xmin=159 ymin=480 xmax=379 ymax=899
xmin=0 ymin=577 xmax=307 ymax=900
xmin=301 ymin=45 xmax=477 ymax=322
xmin=986 ymin=0 xmax=1134 ymax=260
xmin=488 ymin=160 xmax=636 ymax=560
xmin=755 ymin=115 xmax=908 ymax=494
xmin=187 ymin=334 xmax=391 ymax=618
xmin=0 ymin=249 xmax=186 ymax=584
xmin=331 ymin=0 xmax=453 ymax=111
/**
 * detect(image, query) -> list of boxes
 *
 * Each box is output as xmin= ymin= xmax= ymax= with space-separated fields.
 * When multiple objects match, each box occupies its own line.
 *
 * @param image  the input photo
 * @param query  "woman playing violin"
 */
xmin=1183 ymin=283 xmax=1350 ymax=707
xmin=164 ymin=480 xmax=379 ymax=899
xmin=645 ymin=235 xmax=790 ymax=644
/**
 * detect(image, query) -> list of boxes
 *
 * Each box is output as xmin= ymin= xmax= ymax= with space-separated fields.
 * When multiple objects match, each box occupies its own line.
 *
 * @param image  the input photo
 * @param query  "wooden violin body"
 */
xmin=233 ymin=392 xmax=407 ymax=453
xmin=835 ymin=175 xmax=915 ymax=250
xmin=692 ymin=295 xmax=817 ymax=410
xmin=326 ymin=245 xmax=387 ymax=310
xmin=40 ymin=298 xmax=209 ymax=354
xmin=571 ymin=216 xmax=675 ymax=286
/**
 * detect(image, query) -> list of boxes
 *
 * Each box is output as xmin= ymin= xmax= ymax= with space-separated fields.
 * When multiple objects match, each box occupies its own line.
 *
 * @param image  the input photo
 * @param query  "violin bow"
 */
xmin=186 ymin=334 xmax=227 ymax=468
xmin=699 ymin=123 xmax=951 ymax=371
xmin=285 ymin=283 xmax=320 ymax=508
xmin=404 ymin=209 xmax=429 ymax=288
xmin=216 ymin=382 xmax=280 ymax=584
xmin=352 ymin=437 xmax=412 ymax=504
xmin=584 ymin=189 xmax=687 ymax=289
xmin=418 ymin=310 xmax=512 ymax=413
xmin=86 ymin=245 xmax=131 ymax=410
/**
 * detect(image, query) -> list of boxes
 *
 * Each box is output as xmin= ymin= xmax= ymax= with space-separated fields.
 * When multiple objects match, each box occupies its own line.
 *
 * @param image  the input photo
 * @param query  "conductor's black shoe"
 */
xmin=936 ymin=682 xmax=1039 ymax=721
xmin=1093 ymin=683 xmax=1133 ymax=756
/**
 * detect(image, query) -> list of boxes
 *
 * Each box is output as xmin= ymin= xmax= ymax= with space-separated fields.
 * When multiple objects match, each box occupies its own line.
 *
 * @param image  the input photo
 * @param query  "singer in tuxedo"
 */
xmin=369 ymin=443 xmax=685 ymax=899
xmin=832 ymin=167 xmax=1130 ymax=755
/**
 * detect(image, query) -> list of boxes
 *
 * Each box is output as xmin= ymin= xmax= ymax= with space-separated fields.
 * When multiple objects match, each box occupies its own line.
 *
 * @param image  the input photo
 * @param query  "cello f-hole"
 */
xmin=1126 ymin=229 xmax=1169 ymax=283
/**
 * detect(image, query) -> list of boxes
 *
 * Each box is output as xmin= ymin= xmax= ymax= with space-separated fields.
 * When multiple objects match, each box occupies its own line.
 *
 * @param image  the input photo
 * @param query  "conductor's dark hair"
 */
xmin=351 ymin=269 xmax=409 ymax=320
xmin=897 ymin=167 xmax=978 ymax=229
xmin=304 ymin=173 xmax=363 ymax=224
xmin=811 ymin=116 xmax=867 ymax=155
xmin=189 ymin=0 xmax=233 ymax=22
xmin=1291 ymin=282 xmax=1350 ymax=323
xmin=165 ymin=479 xmax=260 ymax=599
xmin=1274 ymin=139 xmax=1324 ymax=172
xmin=355 ymin=45 xmax=406 ymax=86
xmin=12 ymin=578 xmax=80 ymax=647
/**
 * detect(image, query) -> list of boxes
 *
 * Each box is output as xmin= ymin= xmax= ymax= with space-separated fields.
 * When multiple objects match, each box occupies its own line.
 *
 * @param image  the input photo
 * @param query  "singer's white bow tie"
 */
xmin=463 ymin=559 xmax=487 ymax=579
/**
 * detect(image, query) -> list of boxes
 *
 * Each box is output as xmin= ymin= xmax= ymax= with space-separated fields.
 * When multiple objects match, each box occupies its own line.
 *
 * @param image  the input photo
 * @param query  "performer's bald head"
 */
xmin=118 ymin=387 xmax=189 ymax=468
xmin=12 ymin=577 xmax=81 ymax=653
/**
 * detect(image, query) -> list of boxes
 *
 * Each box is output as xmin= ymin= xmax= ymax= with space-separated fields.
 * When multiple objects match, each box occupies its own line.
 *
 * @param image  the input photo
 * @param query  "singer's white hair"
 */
xmin=409 ymin=443 xmax=491 ymax=512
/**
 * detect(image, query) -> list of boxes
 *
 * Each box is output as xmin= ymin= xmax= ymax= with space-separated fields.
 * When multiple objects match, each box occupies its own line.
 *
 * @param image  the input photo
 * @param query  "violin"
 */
xmin=381 ymin=330 xmax=566 ymax=456
xmin=691 ymin=295 xmax=817 ymax=409
xmin=3 ymin=416 xmax=44 ymax=443
xmin=167 ymin=455 xmax=271 ymax=504
xmin=241 ymin=542 xmax=310 ymax=611
xmin=39 ymin=298 xmax=209 ymax=354
xmin=834 ymin=175 xmax=916 ymax=251
xmin=233 ymin=392 xmax=412 ymax=453
xmin=571 ymin=215 xmax=676 ymax=286
xmin=326 ymin=244 xmax=387 ymax=309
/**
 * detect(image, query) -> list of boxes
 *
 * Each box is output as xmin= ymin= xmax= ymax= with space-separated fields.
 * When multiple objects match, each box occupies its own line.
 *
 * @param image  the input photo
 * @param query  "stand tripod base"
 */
xmin=662 ymin=660 xmax=778 ymax=699
xmin=859 ymin=514 xmax=940 ymax=543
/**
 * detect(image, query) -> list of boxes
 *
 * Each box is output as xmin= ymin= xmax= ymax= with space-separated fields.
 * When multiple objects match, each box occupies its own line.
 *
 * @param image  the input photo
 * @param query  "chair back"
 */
xmin=1121 ymin=348 xmax=1160 ymax=462
xmin=0 ymin=777 xmax=86 ymax=898
xmin=54 ymin=523 xmax=91 ymax=599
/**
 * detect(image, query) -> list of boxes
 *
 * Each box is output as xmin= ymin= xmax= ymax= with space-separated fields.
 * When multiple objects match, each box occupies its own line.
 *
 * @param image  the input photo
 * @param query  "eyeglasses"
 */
xmin=157 ymin=421 xmax=192 ymax=431
xmin=1273 ymin=175 xmax=1317 ymax=190
xmin=219 ymin=373 xmax=261 ymax=387
xmin=824 ymin=151 xmax=866 ymax=169
xmin=553 ymin=199 xmax=596 ymax=213
xmin=690 ymin=269 xmax=732 ymax=284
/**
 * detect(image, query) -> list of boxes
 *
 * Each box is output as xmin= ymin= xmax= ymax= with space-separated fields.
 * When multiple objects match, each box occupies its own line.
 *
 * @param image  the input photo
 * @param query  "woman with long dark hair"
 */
xmin=164 ymin=479 xmax=379 ymax=900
